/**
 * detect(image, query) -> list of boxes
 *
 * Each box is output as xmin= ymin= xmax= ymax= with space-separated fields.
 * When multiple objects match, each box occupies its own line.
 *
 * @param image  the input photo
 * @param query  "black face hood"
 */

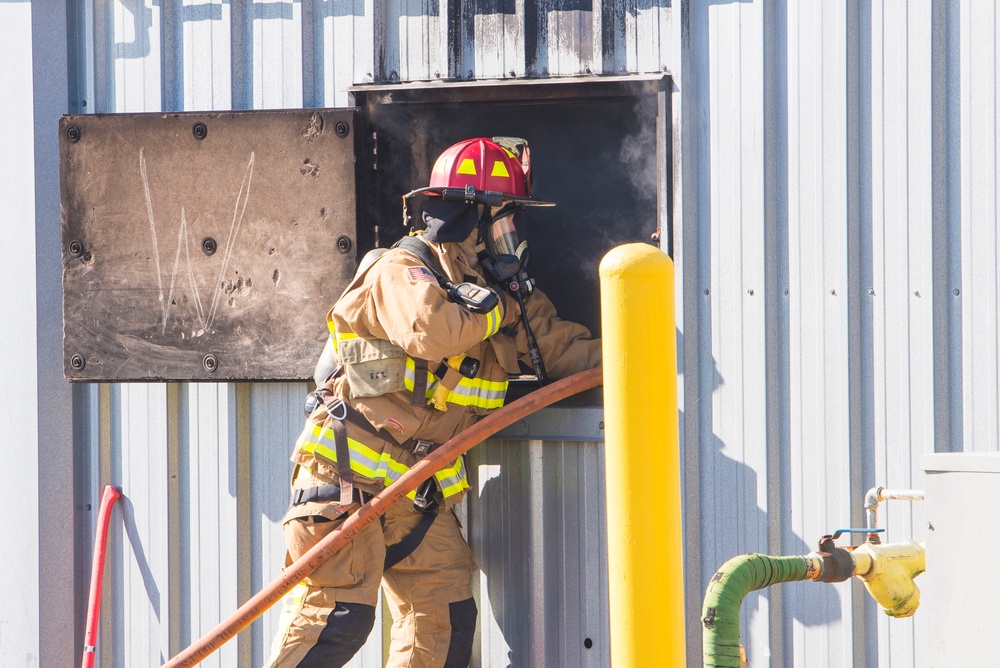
xmin=420 ymin=198 xmax=481 ymax=243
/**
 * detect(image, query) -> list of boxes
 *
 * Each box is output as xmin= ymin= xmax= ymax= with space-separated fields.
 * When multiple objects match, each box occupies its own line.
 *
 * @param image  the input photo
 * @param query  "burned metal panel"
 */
xmin=60 ymin=109 xmax=361 ymax=381
xmin=387 ymin=2 xmax=447 ymax=82
xmin=623 ymin=3 xmax=672 ymax=74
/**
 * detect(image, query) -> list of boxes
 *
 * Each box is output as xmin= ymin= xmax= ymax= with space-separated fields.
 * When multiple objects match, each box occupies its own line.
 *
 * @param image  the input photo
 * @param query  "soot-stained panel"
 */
xmin=354 ymin=76 xmax=668 ymax=338
xmin=60 ymin=110 xmax=359 ymax=381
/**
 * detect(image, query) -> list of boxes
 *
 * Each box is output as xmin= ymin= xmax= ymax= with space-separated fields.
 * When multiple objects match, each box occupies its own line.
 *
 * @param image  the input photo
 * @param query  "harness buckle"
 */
xmin=412 ymin=439 xmax=435 ymax=455
xmin=322 ymin=394 xmax=348 ymax=421
xmin=413 ymin=478 xmax=442 ymax=512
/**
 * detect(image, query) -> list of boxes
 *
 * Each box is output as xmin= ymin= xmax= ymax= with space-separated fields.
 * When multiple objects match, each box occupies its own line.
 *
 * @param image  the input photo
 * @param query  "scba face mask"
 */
xmin=490 ymin=211 xmax=527 ymax=260
xmin=479 ymin=205 xmax=534 ymax=295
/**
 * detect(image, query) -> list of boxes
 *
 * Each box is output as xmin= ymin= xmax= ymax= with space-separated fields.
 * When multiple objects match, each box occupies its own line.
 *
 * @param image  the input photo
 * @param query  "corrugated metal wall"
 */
xmin=6 ymin=0 xmax=1000 ymax=667
xmin=0 ymin=5 xmax=44 ymax=668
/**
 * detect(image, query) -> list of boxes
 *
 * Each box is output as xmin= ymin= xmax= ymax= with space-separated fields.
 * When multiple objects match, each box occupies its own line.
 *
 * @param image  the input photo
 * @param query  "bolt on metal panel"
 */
xmin=59 ymin=109 xmax=359 ymax=381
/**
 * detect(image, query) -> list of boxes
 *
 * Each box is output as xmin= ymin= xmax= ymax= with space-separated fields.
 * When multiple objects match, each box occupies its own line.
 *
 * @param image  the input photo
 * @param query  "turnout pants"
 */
xmin=265 ymin=467 xmax=478 ymax=668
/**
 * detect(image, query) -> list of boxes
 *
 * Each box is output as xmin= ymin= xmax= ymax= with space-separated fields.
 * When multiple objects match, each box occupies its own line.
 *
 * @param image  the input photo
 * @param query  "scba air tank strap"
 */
xmin=393 ymin=236 xmax=500 ymax=315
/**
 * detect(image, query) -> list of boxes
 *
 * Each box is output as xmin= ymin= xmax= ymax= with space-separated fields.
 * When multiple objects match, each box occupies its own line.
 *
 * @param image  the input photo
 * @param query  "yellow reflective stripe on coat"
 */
xmin=404 ymin=358 xmax=507 ymax=410
xmin=482 ymin=301 xmax=503 ymax=339
xmin=332 ymin=329 xmax=358 ymax=354
xmin=296 ymin=422 xmax=469 ymax=499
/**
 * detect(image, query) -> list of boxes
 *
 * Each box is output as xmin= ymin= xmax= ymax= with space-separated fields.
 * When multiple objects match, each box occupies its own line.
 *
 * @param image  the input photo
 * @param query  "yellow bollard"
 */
xmin=600 ymin=243 xmax=685 ymax=667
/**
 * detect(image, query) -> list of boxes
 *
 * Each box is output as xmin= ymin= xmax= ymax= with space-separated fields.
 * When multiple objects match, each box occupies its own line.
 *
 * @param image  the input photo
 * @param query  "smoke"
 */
xmin=618 ymin=93 xmax=660 ymax=207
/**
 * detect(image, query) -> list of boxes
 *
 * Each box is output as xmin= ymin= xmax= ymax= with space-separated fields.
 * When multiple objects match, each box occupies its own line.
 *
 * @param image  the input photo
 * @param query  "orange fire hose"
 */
xmin=162 ymin=366 xmax=602 ymax=668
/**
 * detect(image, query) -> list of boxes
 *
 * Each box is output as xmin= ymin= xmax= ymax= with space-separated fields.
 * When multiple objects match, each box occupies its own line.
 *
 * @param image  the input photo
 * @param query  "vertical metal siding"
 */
xmin=178 ymin=383 xmax=241 ymax=667
xmin=784 ymin=1 xmax=855 ymax=666
xmin=471 ymin=9 xmax=525 ymax=79
xmin=112 ymin=383 xmax=173 ymax=664
xmin=961 ymin=1 xmax=1000 ymax=453
xmin=27 ymin=1 xmax=998 ymax=668
xmin=174 ymin=0 xmax=234 ymax=111
xmin=625 ymin=2 xmax=671 ymax=73
xmin=110 ymin=0 xmax=163 ymax=111
xmin=320 ymin=0 xmax=374 ymax=106
xmin=391 ymin=1 xmax=446 ymax=82
xmin=868 ymin=2 xmax=934 ymax=666
xmin=700 ymin=0 xmax=773 ymax=662
xmin=248 ymin=383 xmax=304 ymax=667
xmin=680 ymin=2 xmax=960 ymax=667
xmin=538 ymin=440 xmax=609 ymax=666
xmin=468 ymin=438 xmax=609 ymax=667
xmin=251 ymin=1 xmax=304 ymax=109
xmin=0 ymin=5 xmax=43 ymax=667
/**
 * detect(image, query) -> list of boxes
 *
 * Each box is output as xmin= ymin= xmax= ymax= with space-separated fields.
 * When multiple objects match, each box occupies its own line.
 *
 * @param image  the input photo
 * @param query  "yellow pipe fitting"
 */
xmin=851 ymin=540 xmax=926 ymax=618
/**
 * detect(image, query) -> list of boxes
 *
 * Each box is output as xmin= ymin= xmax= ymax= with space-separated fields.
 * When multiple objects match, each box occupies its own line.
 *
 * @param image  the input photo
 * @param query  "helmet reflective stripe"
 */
xmin=491 ymin=161 xmax=510 ymax=178
xmin=297 ymin=423 xmax=470 ymax=499
xmin=404 ymin=358 xmax=508 ymax=410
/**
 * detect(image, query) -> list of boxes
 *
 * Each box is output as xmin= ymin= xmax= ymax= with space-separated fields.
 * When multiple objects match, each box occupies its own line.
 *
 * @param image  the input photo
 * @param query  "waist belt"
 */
xmin=291 ymin=483 xmax=439 ymax=571
xmin=290 ymin=483 xmax=370 ymax=507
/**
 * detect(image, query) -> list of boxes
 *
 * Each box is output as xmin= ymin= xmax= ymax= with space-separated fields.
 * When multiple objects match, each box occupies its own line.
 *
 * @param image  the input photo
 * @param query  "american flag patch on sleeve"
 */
xmin=406 ymin=266 xmax=437 ymax=284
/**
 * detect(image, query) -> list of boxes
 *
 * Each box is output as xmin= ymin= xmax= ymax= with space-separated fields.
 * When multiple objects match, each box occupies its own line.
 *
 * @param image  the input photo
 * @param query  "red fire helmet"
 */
xmin=429 ymin=137 xmax=533 ymax=198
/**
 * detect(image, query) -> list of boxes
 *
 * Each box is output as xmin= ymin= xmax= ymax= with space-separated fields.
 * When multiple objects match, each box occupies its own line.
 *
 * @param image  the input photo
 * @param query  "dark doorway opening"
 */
xmin=351 ymin=76 xmax=670 ymax=338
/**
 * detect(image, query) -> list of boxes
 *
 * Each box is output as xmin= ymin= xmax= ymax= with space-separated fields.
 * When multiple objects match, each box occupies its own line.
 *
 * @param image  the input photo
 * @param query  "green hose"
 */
xmin=702 ymin=554 xmax=809 ymax=667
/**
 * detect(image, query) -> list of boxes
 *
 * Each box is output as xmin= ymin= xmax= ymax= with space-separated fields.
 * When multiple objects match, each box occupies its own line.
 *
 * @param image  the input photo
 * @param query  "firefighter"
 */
xmin=265 ymin=137 xmax=602 ymax=667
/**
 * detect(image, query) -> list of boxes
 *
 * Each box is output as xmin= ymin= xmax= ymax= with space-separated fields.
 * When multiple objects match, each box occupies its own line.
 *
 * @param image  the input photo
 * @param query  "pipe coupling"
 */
xmin=808 ymin=535 xmax=857 ymax=583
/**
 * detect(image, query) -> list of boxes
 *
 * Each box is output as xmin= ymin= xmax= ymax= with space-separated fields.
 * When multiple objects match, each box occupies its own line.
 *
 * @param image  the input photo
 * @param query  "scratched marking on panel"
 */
xmin=140 ymin=149 xmax=168 ymax=328
xmin=60 ymin=110 xmax=359 ymax=380
xmin=140 ymin=148 xmax=256 ymax=338
xmin=207 ymin=152 xmax=254 ymax=330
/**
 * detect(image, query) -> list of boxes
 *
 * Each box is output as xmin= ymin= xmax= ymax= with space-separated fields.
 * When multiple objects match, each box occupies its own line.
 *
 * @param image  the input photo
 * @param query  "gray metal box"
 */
xmin=922 ymin=453 xmax=1000 ymax=668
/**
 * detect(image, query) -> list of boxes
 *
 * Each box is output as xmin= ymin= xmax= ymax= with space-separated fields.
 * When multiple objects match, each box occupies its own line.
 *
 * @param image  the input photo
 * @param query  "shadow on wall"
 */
xmin=696 ymin=388 xmax=845 ymax=632
xmin=468 ymin=326 xmax=843 ymax=666
xmin=684 ymin=327 xmax=844 ymax=658
xmin=681 ymin=0 xmax=847 ymax=658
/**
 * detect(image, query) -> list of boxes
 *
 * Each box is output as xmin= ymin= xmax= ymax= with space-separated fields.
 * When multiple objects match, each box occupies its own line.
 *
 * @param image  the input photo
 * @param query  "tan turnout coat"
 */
xmin=291 ymin=231 xmax=602 ymax=508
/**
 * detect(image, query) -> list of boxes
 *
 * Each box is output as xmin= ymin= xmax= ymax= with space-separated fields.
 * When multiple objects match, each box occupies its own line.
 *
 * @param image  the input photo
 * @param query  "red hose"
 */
xmin=162 ymin=366 xmax=602 ymax=667
xmin=81 ymin=485 xmax=122 ymax=668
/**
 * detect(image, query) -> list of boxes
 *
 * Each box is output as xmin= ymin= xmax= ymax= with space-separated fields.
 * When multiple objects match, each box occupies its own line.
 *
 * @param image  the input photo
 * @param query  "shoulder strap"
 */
xmin=393 ymin=235 xmax=449 ymax=286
